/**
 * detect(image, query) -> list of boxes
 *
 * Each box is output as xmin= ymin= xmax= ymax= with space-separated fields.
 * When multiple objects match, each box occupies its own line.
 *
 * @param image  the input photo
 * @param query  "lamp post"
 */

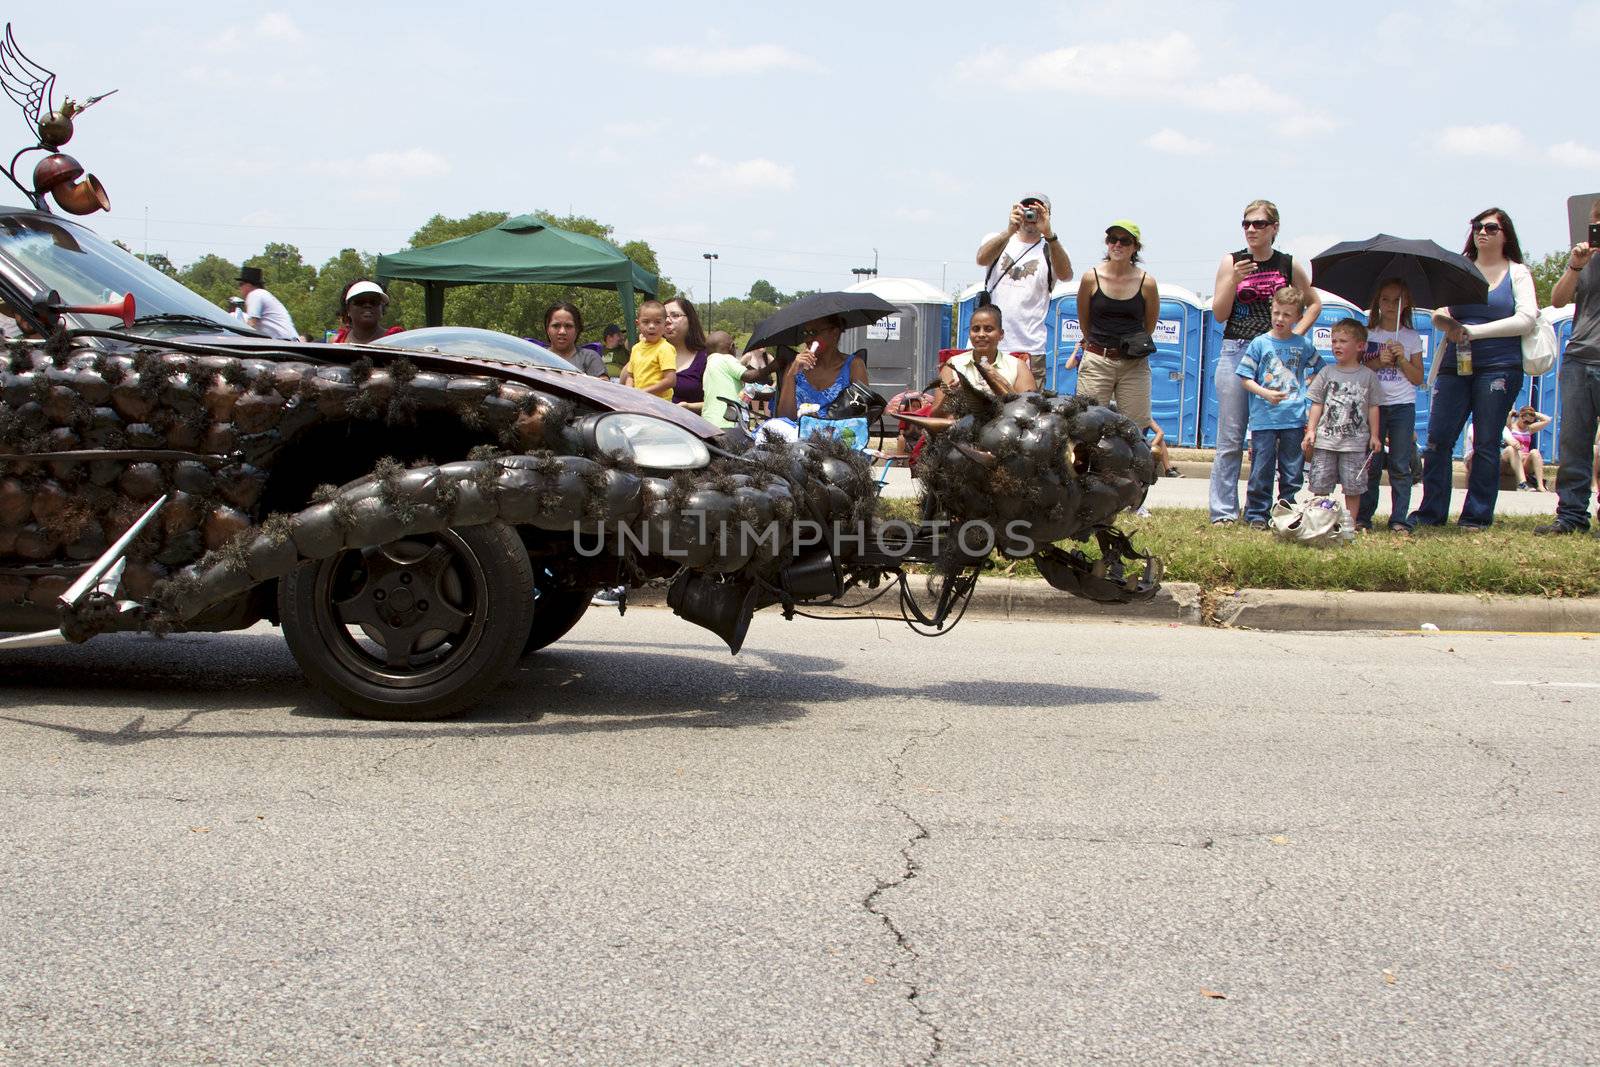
xmin=851 ymin=266 xmax=878 ymax=284
xmin=702 ymin=252 xmax=718 ymax=309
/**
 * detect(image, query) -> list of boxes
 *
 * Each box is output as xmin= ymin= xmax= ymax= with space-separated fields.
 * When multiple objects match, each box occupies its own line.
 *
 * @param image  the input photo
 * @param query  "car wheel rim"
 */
xmin=312 ymin=531 xmax=488 ymax=689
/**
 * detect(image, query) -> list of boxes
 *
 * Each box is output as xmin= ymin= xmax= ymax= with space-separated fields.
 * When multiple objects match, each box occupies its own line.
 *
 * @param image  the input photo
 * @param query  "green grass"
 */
xmin=876 ymin=500 xmax=1600 ymax=598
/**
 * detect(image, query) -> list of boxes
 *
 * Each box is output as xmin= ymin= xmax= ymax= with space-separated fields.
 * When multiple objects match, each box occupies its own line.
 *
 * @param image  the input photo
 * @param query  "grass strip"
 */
xmin=876 ymin=500 xmax=1600 ymax=598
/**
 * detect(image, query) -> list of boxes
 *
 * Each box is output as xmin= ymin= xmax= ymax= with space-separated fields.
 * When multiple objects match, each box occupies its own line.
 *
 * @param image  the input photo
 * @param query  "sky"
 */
xmin=10 ymin=0 xmax=1597 ymax=306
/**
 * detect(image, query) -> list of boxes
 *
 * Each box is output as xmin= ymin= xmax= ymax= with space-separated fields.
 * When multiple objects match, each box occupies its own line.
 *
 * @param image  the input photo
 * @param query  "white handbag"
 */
xmin=1522 ymin=319 xmax=1558 ymax=376
xmin=1269 ymin=495 xmax=1354 ymax=547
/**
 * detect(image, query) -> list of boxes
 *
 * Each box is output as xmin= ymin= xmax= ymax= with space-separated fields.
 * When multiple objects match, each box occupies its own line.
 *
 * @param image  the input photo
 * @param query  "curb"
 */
xmin=1168 ymin=459 xmax=1555 ymax=492
xmin=625 ymin=579 xmax=1600 ymax=635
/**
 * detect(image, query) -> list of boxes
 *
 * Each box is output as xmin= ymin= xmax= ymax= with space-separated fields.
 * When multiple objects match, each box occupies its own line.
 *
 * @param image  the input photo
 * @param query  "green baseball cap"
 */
xmin=1106 ymin=219 xmax=1141 ymax=242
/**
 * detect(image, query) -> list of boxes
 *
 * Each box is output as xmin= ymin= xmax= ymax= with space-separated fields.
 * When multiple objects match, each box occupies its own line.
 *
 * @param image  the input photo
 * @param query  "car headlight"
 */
xmin=583 ymin=413 xmax=711 ymax=470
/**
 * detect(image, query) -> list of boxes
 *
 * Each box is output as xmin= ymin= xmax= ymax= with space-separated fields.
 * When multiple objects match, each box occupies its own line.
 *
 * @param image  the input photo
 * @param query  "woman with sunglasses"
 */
xmin=751 ymin=315 xmax=869 ymax=442
xmin=1207 ymin=200 xmax=1320 ymax=524
xmin=1410 ymin=208 xmax=1537 ymax=529
xmin=1067 ymin=219 xmax=1161 ymax=441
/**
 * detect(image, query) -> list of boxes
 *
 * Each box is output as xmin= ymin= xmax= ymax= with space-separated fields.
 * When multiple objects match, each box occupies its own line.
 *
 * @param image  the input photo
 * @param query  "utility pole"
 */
xmin=702 ymin=252 xmax=718 ymax=309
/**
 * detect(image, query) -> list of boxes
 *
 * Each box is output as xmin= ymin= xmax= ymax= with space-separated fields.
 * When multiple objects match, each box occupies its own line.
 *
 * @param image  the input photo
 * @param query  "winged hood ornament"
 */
xmin=0 ymin=23 xmax=115 ymax=213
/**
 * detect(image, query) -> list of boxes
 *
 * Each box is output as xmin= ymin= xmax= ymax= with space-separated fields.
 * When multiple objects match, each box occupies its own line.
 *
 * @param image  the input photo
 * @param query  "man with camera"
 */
xmin=975 ymin=194 xmax=1073 ymax=382
xmin=1538 ymin=197 xmax=1600 ymax=535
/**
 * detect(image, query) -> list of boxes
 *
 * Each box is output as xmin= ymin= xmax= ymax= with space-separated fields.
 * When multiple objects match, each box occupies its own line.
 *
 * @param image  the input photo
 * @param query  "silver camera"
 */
xmin=1022 ymin=208 xmax=1038 ymax=223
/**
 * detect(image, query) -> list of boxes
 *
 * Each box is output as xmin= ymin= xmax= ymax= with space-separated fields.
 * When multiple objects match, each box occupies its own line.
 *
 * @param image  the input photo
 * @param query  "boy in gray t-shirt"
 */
xmin=1302 ymin=319 xmax=1381 ymax=519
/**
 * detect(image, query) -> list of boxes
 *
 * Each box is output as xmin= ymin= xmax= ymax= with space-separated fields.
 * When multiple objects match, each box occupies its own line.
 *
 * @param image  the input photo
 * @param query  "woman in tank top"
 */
xmin=1206 ymin=199 xmax=1320 ymax=524
xmin=1067 ymin=220 xmax=1161 ymax=446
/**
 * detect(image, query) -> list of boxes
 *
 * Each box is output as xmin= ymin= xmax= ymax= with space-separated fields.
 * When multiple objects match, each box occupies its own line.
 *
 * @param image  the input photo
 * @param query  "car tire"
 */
xmin=279 ymin=523 xmax=535 ymax=721
xmin=524 ymin=585 xmax=593 ymax=655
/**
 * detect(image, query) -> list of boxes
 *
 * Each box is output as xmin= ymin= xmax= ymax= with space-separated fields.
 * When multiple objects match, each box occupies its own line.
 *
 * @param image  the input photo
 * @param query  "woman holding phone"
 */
xmin=1207 ymin=199 xmax=1320 ymax=524
xmin=1410 ymin=207 xmax=1537 ymax=529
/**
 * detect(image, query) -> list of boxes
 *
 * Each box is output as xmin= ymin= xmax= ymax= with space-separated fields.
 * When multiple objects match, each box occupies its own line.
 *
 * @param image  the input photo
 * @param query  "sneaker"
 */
xmin=1534 ymin=521 xmax=1583 ymax=536
xmin=1135 ymin=505 xmax=1151 ymax=518
xmin=591 ymin=585 xmax=624 ymax=606
xmin=1518 ymin=482 xmax=1532 ymax=491
xmin=1211 ymin=517 xmax=1236 ymax=526
xmin=1164 ymin=466 xmax=1184 ymax=478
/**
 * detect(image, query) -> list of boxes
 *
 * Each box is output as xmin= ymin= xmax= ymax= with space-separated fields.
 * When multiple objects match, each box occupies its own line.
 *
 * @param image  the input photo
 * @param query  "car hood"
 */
xmin=170 ymin=334 xmax=722 ymax=440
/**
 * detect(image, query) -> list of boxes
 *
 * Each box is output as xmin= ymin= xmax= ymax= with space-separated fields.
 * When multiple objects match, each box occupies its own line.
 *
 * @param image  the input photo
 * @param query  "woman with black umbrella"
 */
xmin=752 ymin=315 xmax=869 ymax=441
xmin=1410 ymin=208 xmax=1538 ymax=530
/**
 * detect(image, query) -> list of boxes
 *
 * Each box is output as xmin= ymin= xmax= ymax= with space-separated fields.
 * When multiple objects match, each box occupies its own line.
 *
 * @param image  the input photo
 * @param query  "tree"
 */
xmin=748 ymin=279 xmax=780 ymax=304
xmin=178 ymin=254 xmax=243 ymax=309
xmin=1530 ymin=249 xmax=1570 ymax=308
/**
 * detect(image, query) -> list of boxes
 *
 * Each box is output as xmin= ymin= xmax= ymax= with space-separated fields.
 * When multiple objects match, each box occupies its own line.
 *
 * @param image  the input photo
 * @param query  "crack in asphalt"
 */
xmin=368 ymin=738 xmax=440 ymax=776
xmin=863 ymin=720 xmax=950 ymax=1065
xmin=1418 ymin=722 xmax=1529 ymax=817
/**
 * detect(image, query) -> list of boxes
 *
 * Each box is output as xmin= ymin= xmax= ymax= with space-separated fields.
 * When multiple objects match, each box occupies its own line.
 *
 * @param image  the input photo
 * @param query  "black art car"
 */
xmin=0 ymin=206 xmax=1161 ymax=720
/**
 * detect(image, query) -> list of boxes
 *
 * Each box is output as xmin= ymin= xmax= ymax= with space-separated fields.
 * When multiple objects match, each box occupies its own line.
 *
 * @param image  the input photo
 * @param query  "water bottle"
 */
xmin=1456 ymin=337 xmax=1473 ymax=375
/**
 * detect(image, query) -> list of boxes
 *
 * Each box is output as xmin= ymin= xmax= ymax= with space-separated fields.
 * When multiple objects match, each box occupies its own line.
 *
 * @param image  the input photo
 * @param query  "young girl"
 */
xmin=1356 ymin=279 xmax=1426 ymax=531
xmin=1504 ymin=406 xmax=1553 ymax=491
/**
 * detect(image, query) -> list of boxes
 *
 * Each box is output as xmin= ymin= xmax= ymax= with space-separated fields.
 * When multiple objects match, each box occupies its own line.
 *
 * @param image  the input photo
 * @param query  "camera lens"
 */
xmin=1023 ymin=209 xmax=1037 ymax=222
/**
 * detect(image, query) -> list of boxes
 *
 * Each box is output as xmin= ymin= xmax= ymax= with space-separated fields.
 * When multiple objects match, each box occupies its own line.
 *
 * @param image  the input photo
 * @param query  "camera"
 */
xmin=1022 ymin=208 xmax=1038 ymax=223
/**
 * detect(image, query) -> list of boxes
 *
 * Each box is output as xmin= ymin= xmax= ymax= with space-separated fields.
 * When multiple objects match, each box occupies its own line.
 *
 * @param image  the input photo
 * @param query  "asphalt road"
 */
xmin=1 ymin=611 xmax=1597 ymax=1065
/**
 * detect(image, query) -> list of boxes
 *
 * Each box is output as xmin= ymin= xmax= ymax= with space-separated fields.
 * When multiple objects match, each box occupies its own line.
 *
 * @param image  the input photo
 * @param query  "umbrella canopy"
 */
xmin=744 ymin=291 xmax=899 ymax=353
xmin=1311 ymin=234 xmax=1488 ymax=311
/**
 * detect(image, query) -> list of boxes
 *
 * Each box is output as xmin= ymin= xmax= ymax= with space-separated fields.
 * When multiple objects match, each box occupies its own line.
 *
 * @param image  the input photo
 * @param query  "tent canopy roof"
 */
xmin=376 ymin=214 xmax=658 ymax=295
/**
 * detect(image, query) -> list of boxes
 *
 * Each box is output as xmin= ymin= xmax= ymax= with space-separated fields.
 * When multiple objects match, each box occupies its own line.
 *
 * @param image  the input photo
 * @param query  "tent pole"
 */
xmin=425 ymin=282 xmax=444 ymax=327
xmin=620 ymin=285 xmax=637 ymax=345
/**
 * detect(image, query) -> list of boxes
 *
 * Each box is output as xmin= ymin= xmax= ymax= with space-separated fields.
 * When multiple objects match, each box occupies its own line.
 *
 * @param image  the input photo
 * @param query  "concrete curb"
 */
xmin=625 ymin=578 xmax=1600 ymax=634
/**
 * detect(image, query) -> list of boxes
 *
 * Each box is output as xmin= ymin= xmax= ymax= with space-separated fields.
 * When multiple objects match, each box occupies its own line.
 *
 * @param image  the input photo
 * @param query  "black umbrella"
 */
xmin=743 ymin=291 xmax=900 ymax=353
xmin=1311 ymin=234 xmax=1488 ymax=310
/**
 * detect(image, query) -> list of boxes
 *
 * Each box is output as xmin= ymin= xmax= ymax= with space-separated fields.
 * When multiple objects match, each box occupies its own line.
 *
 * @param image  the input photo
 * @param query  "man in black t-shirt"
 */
xmin=1539 ymin=198 xmax=1600 ymax=534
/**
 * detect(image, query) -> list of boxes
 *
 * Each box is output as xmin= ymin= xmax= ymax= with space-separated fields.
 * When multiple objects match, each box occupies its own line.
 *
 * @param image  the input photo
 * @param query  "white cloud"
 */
xmin=1435 ymin=124 xmax=1528 ymax=157
xmin=308 ymin=149 xmax=452 ymax=181
xmin=1549 ymin=140 xmax=1600 ymax=169
xmin=687 ymin=153 xmax=796 ymax=193
xmin=962 ymin=32 xmax=1332 ymax=138
xmin=204 ymin=13 xmax=304 ymax=52
xmin=647 ymin=43 xmax=822 ymax=76
xmin=1144 ymin=128 xmax=1214 ymax=155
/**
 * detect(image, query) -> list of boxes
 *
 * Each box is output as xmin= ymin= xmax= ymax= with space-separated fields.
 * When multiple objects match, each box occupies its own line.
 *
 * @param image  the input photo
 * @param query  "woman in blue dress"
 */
xmin=757 ymin=315 xmax=870 ymax=442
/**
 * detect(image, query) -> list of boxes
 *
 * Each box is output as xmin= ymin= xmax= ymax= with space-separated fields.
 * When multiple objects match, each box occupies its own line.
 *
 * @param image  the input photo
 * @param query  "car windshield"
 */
xmin=0 ymin=212 xmax=250 ymax=336
xmin=370 ymin=326 xmax=578 ymax=371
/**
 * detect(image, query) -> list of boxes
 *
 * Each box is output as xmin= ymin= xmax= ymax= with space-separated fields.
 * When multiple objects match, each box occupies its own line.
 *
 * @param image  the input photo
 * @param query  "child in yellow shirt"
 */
xmin=621 ymin=300 xmax=676 ymax=400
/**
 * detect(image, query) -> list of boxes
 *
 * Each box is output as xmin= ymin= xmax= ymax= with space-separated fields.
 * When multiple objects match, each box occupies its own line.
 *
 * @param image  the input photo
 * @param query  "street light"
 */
xmin=851 ymin=266 xmax=878 ymax=283
xmin=702 ymin=252 xmax=718 ymax=308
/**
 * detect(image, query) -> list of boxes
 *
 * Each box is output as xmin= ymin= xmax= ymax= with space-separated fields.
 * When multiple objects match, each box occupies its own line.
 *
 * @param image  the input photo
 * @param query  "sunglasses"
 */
xmin=1241 ymin=218 xmax=1275 ymax=230
xmin=1105 ymin=234 xmax=1136 ymax=247
xmin=1472 ymin=221 xmax=1503 ymax=234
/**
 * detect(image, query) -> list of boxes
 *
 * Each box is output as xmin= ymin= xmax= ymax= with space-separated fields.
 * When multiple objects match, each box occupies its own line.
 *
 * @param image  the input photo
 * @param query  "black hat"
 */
xmin=602 ymin=323 xmax=623 ymax=337
xmin=238 ymin=265 xmax=264 ymax=286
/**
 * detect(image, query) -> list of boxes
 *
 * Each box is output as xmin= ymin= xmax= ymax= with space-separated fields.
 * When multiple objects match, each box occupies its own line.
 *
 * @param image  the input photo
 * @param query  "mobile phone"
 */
xmin=1589 ymin=222 xmax=1600 ymax=249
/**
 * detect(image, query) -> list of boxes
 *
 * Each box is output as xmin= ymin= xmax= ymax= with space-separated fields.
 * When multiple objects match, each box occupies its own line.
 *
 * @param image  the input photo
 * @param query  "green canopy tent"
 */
xmin=375 ymin=215 xmax=658 ymax=338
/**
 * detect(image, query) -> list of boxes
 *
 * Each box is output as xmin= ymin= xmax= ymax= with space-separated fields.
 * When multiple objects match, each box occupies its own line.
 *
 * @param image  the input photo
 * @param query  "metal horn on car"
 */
xmin=31 ymin=152 xmax=110 ymax=215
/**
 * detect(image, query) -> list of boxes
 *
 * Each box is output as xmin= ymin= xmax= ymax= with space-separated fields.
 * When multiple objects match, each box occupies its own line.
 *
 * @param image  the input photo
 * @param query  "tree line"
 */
xmin=128 ymin=211 xmax=818 ymax=346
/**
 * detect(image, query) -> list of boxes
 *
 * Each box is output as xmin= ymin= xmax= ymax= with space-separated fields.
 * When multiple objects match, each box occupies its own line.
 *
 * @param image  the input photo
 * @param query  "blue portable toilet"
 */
xmin=1150 ymin=284 xmax=1204 ymax=448
xmin=1539 ymin=305 xmax=1574 ymax=460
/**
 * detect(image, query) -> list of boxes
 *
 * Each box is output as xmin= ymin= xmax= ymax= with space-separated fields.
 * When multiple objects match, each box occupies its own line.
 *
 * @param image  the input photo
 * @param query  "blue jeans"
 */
xmin=1356 ymin=402 xmax=1417 ymax=529
xmin=1554 ymin=359 xmax=1600 ymax=529
xmin=1208 ymin=340 xmax=1249 ymax=521
xmin=1245 ymin=427 xmax=1306 ymax=523
xmin=1410 ymin=367 xmax=1523 ymax=527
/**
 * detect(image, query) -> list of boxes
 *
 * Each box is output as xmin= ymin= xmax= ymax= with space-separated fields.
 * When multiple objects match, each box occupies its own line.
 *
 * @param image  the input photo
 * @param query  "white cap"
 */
xmin=344 ymin=280 xmax=387 ymax=305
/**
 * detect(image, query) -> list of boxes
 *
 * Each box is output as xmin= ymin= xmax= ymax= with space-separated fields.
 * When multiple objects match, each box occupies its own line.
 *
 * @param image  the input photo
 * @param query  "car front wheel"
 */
xmin=279 ymin=523 xmax=535 ymax=721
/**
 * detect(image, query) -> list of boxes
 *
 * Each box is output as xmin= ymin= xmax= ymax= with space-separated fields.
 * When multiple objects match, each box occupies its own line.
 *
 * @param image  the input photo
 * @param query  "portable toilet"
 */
xmin=839 ymin=277 xmax=953 ymax=398
xmin=1040 ymin=281 xmax=1080 ymax=394
xmin=1538 ymin=305 xmax=1575 ymax=460
xmin=1149 ymin=284 xmax=1205 ymax=447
